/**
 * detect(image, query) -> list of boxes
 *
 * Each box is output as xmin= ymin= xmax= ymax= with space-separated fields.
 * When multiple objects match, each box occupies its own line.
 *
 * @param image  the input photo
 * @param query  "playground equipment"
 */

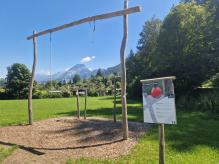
xmin=48 ymin=33 xmax=62 ymax=94
xmin=26 ymin=0 xmax=141 ymax=140
xmin=73 ymin=88 xmax=87 ymax=120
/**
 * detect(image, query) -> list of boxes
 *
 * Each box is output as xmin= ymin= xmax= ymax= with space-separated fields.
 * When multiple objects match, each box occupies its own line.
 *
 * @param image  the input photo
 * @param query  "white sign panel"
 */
xmin=141 ymin=77 xmax=177 ymax=124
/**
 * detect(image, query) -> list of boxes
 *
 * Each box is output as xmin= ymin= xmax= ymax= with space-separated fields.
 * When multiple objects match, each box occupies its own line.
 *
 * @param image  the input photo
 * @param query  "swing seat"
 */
xmin=48 ymin=90 xmax=62 ymax=93
xmin=78 ymin=91 xmax=85 ymax=95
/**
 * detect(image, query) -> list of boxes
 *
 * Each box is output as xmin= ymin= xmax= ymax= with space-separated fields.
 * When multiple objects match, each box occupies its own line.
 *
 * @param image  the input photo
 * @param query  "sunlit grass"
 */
xmin=0 ymin=145 xmax=17 ymax=163
xmin=67 ymin=112 xmax=219 ymax=164
xmin=0 ymin=97 xmax=142 ymax=127
xmin=0 ymin=97 xmax=219 ymax=163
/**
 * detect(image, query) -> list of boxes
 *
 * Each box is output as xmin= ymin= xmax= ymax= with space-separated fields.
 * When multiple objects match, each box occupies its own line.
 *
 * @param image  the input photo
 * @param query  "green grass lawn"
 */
xmin=0 ymin=97 xmax=219 ymax=164
xmin=0 ymin=97 xmax=142 ymax=127
xmin=0 ymin=145 xmax=17 ymax=163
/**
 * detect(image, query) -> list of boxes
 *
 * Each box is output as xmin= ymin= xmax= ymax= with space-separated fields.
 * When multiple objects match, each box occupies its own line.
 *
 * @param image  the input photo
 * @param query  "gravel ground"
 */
xmin=0 ymin=117 xmax=150 ymax=164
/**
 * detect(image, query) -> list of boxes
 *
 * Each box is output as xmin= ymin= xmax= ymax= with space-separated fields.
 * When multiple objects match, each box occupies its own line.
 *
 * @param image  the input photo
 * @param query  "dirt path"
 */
xmin=0 ymin=117 xmax=150 ymax=164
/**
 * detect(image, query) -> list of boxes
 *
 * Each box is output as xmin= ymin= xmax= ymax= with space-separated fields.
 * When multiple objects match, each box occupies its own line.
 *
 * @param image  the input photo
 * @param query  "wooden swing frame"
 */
xmin=27 ymin=0 xmax=141 ymax=140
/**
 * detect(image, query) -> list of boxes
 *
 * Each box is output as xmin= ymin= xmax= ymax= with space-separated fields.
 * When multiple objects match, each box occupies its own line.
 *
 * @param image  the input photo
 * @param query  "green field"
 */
xmin=0 ymin=97 xmax=219 ymax=164
xmin=0 ymin=97 xmax=142 ymax=127
xmin=0 ymin=146 xmax=17 ymax=163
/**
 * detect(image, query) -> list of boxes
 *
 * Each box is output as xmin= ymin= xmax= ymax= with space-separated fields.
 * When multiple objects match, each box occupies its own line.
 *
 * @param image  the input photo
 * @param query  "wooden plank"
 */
xmin=26 ymin=6 xmax=141 ymax=40
xmin=120 ymin=0 xmax=129 ymax=140
xmin=140 ymin=76 xmax=176 ymax=83
xmin=159 ymin=124 xmax=165 ymax=164
xmin=28 ymin=31 xmax=37 ymax=125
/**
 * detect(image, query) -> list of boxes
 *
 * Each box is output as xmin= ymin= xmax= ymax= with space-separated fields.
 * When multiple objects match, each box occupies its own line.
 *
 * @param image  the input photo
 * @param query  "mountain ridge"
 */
xmin=36 ymin=64 xmax=120 ymax=82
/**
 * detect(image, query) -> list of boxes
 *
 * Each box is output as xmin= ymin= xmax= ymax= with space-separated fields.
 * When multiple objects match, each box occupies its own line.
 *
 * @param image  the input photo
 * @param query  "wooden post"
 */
xmin=159 ymin=124 xmax=165 ymax=164
xmin=113 ymin=77 xmax=117 ymax=122
xmin=28 ymin=31 xmax=37 ymax=125
xmin=120 ymin=0 xmax=129 ymax=140
xmin=76 ymin=89 xmax=80 ymax=119
xmin=84 ymin=89 xmax=87 ymax=119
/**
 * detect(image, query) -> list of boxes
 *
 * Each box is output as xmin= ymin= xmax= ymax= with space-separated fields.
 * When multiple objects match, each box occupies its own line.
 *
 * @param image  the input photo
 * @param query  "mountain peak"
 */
xmin=36 ymin=63 xmax=120 ymax=82
xmin=67 ymin=64 xmax=86 ymax=72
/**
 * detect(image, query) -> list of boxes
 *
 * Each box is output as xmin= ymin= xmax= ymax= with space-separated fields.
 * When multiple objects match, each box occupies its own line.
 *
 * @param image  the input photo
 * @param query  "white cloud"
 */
xmin=80 ymin=56 xmax=95 ymax=63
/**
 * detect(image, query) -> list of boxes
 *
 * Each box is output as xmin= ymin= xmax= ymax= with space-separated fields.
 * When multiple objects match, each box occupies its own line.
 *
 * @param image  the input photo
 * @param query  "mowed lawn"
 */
xmin=0 ymin=97 xmax=219 ymax=164
xmin=0 ymin=97 xmax=142 ymax=127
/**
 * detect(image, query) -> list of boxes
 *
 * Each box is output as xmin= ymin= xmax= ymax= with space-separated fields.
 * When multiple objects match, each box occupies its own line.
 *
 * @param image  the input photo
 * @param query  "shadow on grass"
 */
xmin=97 ymin=97 xmax=114 ymax=100
xmin=147 ymin=112 xmax=219 ymax=152
xmin=0 ymin=141 xmax=44 ymax=155
xmin=56 ymin=106 xmax=143 ymax=122
xmin=97 ymin=97 xmax=142 ymax=105
xmin=0 ymin=139 xmax=123 ymax=154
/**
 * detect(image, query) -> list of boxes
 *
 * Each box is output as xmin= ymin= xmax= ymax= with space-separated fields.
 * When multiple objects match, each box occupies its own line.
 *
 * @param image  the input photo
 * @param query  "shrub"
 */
xmin=212 ymin=74 xmax=219 ymax=87
xmin=48 ymin=92 xmax=62 ymax=98
xmin=177 ymin=90 xmax=219 ymax=114
xmin=0 ymin=89 xmax=7 ymax=100
xmin=88 ymin=88 xmax=98 ymax=96
xmin=62 ymin=91 xmax=71 ymax=98
xmin=33 ymin=90 xmax=43 ymax=99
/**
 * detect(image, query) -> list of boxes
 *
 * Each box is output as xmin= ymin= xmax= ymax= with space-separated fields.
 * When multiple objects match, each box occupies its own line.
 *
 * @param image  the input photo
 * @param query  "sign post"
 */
xmin=159 ymin=124 xmax=165 ymax=164
xmin=141 ymin=76 xmax=176 ymax=164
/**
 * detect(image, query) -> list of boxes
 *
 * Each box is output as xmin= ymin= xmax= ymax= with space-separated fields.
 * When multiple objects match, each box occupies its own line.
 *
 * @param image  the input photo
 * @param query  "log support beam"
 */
xmin=27 ymin=6 xmax=141 ymax=40
xmin=28 ymin=31 xmax=37 ymax=125
xmin=120 ymin=0 xmax=129 ymax=140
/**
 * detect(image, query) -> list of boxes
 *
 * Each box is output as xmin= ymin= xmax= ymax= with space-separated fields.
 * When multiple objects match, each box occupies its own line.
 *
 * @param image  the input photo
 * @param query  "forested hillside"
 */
xmin=126 ymin=0 xmax=219 ymax=97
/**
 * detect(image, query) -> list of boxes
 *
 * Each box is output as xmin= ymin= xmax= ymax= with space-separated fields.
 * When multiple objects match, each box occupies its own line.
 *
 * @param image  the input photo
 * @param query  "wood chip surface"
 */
xmin=0 ymin=117 xmax=150 ymax=164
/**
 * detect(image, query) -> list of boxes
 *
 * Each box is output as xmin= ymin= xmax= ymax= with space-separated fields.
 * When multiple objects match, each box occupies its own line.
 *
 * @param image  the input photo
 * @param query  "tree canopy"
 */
xmin=126 ymin=18 xmax=162 ymax=97
xmin=154 ymin=3 xmax=217 ymax=93
xmin=126 ymin=2 xmax=219 ymax=97
xmin=0 ymin=78 xmax=5 ymax=88
xmin=96 ymin=69 xmax=103 ymax=77
xmin=6 ymin=63 xmax=30 ymax=99
xmin=73 ymin=74 xmax=81 ymax=84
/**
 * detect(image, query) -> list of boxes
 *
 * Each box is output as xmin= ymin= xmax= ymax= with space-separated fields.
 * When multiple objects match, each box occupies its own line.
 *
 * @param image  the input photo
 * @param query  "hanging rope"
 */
xmin=89 ymin=19 xmax=96 ymax=43
xmin=49 ymin=32 xmax=52 ymax=91
xmin=48 ymin=33 xmax=62 ymax=94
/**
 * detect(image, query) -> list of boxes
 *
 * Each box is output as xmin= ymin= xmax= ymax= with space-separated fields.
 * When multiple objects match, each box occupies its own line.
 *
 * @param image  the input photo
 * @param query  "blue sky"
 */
xmin=0 ymin=0 xmax=180 ymax=78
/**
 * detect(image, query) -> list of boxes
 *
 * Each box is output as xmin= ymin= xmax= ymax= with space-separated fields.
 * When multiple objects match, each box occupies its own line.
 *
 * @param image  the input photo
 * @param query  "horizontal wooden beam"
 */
xmin=27 ymin=6 xmax=141 ymax=40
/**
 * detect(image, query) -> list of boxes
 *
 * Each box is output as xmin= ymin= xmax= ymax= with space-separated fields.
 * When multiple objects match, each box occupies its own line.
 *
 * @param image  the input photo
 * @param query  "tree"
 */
xmin=206 ymin=0 xmax=219 ymax=72
xmin=137 ymin=17 xmax=162 ymax=53
xmin=96 ymin=69 xmax=103 ymax=77
xmin=181 ymin=0 xmax=205 ymax=4
xmin=126 ymin=2 xmax=219 ymax=97
xmin=6 ymin=63 xmax=30 ymax=99
xmin=212 ymin=73 xmax=219 ymax=87
xmin=57 ymin=81 xmax=62 ymax=87
xmin=44 ymin=80 xmax=59 ymax=90
xmin=126 ymin=18 xmax=162 ymax=97
xmin=154 ymin=3 xmax=217 ymax=93
xmin=73 ymin=74 xmax=81 ymax=84
xmin=0 ymin=78 xmax=6 ymax=88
